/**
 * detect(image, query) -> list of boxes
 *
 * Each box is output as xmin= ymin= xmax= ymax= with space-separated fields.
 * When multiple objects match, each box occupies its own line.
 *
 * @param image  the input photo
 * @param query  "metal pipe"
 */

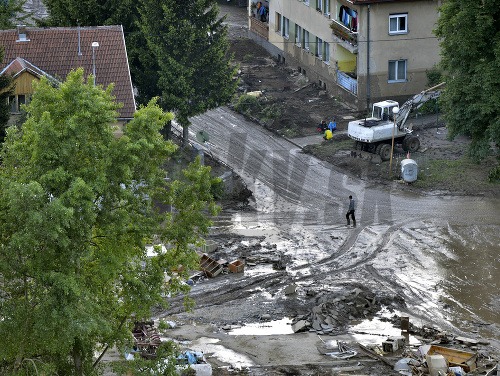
xmin=389 ymin=106 xmax=399 ymax=176
xmin=366 ymin=4 xmax=371 ymax=112
xmin=91 ymin=42 xmax=99 ymax=86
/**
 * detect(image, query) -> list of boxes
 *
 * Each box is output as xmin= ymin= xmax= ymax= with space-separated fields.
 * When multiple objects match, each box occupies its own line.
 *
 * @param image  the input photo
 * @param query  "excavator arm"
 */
xmin=396 ymin=82 xmax=445 ymax=131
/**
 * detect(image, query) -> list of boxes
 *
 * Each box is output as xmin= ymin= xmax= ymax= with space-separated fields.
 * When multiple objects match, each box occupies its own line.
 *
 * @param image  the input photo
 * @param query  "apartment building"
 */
xmin=248 ymin=0 xmax=441 ymax=112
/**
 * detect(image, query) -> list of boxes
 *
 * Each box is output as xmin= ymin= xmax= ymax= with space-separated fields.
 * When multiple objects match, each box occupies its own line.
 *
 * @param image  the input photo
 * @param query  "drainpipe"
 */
xmin=366 ymin=4 xmax=371 ymax=113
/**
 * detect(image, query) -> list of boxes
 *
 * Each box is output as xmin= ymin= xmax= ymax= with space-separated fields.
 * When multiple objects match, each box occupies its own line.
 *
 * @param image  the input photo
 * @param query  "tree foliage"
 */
xmin=435 ymin=0 xmax=500 ymax=163
xmin=0 ymin=0 xmax=28 ymax=29
xmin=137 ymin=0 xmax=238 ymax=143
xmin=40 ymin=0 xmax=238 ymax=144
xmin=40 ymin=0 xmax=136 ymax=29
xmin=0 ymin=69 xmax=220 ymax=375
xmin=0 ymin=48 xmax=14 ymax=143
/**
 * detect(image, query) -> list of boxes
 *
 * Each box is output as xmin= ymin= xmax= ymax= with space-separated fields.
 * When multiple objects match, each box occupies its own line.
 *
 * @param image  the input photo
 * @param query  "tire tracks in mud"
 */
xmin=292 ymin=222 xmax=400 ymax=276
xmin=163 ymin=270 xmax=288 ymax=315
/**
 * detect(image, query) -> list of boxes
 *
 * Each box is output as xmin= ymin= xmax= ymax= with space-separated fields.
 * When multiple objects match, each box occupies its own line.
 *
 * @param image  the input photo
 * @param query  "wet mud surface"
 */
xmin=151 ymin=3 xmax=500 ymax=375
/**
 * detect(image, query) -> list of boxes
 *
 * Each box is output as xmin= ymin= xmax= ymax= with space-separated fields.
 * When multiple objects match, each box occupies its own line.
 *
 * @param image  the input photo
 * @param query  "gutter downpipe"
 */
xmin=366 ymin=4 xmax=371 ymax=113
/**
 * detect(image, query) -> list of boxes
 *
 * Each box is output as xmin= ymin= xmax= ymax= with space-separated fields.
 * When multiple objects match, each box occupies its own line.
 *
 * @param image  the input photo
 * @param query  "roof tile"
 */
xmin=0 ymin=25 xmax=136 ymax=119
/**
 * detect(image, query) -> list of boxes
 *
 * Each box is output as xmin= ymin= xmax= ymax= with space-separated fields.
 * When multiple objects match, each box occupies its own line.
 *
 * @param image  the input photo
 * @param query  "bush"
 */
xmin=234 ymin=94 xmax=260 ymax=115
xmin=488 ymin=164 xmax=500 ymax=182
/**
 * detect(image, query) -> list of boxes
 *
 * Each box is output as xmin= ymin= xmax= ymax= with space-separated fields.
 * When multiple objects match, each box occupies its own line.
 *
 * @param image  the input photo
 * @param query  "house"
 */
xmin=248 ymin=0 xmax=441 ymax=112
xmin=0 ymin=25 xmax=135 ymax=126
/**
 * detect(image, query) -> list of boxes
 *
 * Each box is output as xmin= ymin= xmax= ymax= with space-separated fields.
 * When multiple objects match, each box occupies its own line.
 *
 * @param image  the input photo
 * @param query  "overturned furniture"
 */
xmin=427 ymin=345 xmax=477 ymax=372
xmin=132 ymin=321 xmax=162 ymax=359
xmin=200 ymin=253 xmax=223 ymax=278
xmin=228 ymin=259 xmax=244 ymax=273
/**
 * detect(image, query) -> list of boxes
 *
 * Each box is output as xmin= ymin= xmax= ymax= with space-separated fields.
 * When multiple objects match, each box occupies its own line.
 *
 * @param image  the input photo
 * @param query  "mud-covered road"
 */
xmin=155 ymin=3 xmax=500 ymax=373
xmin=183 ymin=107 xmax=500 ymax=345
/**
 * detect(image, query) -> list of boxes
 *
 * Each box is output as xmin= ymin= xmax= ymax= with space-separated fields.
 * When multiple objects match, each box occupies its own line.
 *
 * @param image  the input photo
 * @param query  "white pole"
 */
xmin=389 ymin=107 xmax=399 ymax=176
xmin=91 ymin=42 xmax=99 ymax=86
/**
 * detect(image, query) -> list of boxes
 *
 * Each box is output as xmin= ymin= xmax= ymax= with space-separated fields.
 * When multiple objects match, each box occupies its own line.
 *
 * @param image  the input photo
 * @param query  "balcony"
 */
xmin=250 ymin=16 xmax=269 ymax=40
xmin=330 ymin=20 xmax=358 ymax=54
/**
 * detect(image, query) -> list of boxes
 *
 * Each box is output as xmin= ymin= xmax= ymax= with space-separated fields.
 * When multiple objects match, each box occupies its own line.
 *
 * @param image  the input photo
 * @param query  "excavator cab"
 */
xmin=372 ymin=100 xmax=399 ymax=122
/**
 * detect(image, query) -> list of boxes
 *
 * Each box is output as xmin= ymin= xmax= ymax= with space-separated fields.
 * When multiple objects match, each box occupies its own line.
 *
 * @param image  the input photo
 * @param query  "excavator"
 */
xmin=347 ymin=82 xmax=445 ymax=161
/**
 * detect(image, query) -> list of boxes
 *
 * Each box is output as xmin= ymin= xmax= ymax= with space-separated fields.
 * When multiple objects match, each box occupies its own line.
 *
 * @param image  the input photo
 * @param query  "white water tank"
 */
xmin=401 ymin=159 xmax=418 ymax=183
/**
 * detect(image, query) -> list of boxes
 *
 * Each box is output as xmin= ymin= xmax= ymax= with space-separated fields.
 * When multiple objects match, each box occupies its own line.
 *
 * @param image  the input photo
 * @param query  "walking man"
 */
xmin=346 ymin=195 xmax=356 ymax=227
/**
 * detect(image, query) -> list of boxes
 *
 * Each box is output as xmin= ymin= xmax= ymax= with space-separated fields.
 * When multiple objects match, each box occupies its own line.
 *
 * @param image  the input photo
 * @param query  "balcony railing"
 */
xmin=250 ymin=16 xmax=269 ymax=40
xmin=330 ymin=20 xmax=358 ymax=48
xmin=337 ymin=70 xmax=357 ymax=96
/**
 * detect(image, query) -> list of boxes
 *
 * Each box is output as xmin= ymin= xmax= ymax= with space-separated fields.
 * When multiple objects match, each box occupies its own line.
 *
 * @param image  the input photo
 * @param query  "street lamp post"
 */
xmin=91 ymin=42 xmax=99 ymax=86
xmin=389 ymin=106 xmax=399 ymax=176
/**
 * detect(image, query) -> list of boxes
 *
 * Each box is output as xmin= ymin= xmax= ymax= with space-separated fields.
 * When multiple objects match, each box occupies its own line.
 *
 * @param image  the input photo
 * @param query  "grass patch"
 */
xmin=242 ymin=53 xmax=254 ymax=62
xmin=414 ymin=157 xmax=498 ymax=192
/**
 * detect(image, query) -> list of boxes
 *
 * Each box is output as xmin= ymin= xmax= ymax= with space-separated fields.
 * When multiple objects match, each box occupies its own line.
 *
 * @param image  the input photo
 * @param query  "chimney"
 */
xmin=16 ymin=25 xmax=29 ymax=42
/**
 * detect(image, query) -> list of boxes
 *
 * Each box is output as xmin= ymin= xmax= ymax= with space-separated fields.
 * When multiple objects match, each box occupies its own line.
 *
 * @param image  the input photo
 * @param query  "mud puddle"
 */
xmin=187 ymin=337 xmax=254 ymax=368
xmin=228 ymin=318 xmax=294 ymax=335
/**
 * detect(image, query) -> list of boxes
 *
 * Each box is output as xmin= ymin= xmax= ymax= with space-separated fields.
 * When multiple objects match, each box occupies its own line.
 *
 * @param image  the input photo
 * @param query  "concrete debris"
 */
xmin=291 ymin=288 xmax=381 ymax=334
xmin=284 ymin=283 xmax=297 ymax=295
xmin=291 ymin=320 xmax=308 ymax=333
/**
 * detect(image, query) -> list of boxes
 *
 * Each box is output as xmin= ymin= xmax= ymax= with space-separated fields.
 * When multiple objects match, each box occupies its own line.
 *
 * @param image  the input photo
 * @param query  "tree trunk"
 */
xmin=160 ymin=119 xmax=172 ymax=141
xmin=182 ymin=125 xmax=189 ymax=147
xmin=73 ymin=338 xmax=83 ymax=376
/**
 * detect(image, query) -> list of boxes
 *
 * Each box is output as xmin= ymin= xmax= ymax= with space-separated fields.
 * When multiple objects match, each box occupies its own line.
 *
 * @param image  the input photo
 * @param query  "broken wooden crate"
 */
xmin=228 ymin=259 xmax=244 ymax=273
xmin=200 ymin=253 xmax=223 ymax=278
xmin=427 ymin=345 xmax=477 ymax=372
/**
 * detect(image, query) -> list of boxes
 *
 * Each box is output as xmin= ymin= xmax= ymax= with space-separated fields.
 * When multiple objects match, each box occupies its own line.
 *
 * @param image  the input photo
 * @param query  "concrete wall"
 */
xmin=262 ymin=0 xmax=441 ymax=112
xmin=267 ymin=0 xmax=358 ymax=106
xmin=356 ymin=0 xmax=441 ymax=109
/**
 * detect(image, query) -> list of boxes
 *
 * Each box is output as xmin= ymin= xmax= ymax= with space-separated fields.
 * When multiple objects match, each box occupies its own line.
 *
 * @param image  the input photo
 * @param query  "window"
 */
xmin=295 ymin=25 xmax=302 ymax=46
xmin=388 ymin=60 xmax=407 ymax=82
xmin=324 ymin=42 xmax=330 ymax=63
xmin=275 ymin=12 xmax=281 ymax=33
xmin=282 ymin=16 xmax=289 ymax=38
xmin=9 ymin=94 xmax=27 ymax=113
xmin=324 ymin=0 xmax=330 ymax=16
xmin=316 ymin=0 xmax=323 ymax=12
xmin=303 ymin=30 xmax=310 ymax=50
xmin=303 ymin=0 xmax=310 ymax=5
xmin=316 ymin=37 xmax=323 ymax=58
xmin=389 ymin=14 xmax=408 ymax=34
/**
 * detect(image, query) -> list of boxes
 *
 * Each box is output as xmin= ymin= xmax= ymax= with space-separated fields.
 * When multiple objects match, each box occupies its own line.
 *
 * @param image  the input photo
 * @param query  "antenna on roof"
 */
xmin=77 ymin=21 xmax=82 ymax=56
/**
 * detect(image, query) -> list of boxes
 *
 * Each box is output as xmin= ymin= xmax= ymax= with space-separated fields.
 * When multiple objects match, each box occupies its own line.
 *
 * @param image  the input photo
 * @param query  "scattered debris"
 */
xmin=284 ymin=284 xmax=297 ymax=295
xmin=228 ymin=259 xmax=245 ymax=273
xmin=427 ymin=345 xmax=477 ymax=372
xmin=200 ymin=254 xmax=223 ymax=278
xmin=132 ymin=321 xmax=161 ymax=359
xmin=323 ymin=341 xmax=357 ymax=359
xmin=291 ymin=287 xmax=381 ymax=334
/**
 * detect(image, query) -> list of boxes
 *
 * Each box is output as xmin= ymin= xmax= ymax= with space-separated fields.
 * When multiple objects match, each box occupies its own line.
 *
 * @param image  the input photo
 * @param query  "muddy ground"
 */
xmin=224 ymin=4 xmax=499 ymax=198
xmin=125 ymin=3 xmax=500 ymax=376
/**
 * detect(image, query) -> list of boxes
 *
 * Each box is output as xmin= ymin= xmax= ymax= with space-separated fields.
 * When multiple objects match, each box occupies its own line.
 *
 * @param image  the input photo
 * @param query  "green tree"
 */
xmin=40 ymin=0 xmax=136 ymax=28
xmin=0 ymin=47 xmax=14 ymax=143
xmin=0 ymin=0 xmax=28 ymax=29
xmin=40 ymin=0 xmax=237 ymax=144
xmin=0 ymin=68 xmax=220 ymax=375
xmin=435 ymin=0 xmax=500 ymax=169
xmin=137 ymin=0 xmax=238 ymax=144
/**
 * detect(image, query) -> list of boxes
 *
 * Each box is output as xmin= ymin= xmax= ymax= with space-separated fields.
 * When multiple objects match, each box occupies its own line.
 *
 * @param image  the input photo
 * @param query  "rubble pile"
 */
xmin=292 ymin=287 xmax=382 ymax=334
xmin=132 ymin=321 xmax=162 ymax=359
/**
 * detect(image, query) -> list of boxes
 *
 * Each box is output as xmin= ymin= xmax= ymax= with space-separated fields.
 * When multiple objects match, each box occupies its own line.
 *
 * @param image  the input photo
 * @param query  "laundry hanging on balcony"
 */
xmin=338 ymin=6 xmax=357 ymax=32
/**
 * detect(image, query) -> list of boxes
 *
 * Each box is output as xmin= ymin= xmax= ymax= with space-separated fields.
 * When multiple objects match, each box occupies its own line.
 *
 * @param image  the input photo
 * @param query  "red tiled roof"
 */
xmin=0 ymin=25 xmax=136 ymax=120
xmin=1 ymin=57 xmax=58 ymax=82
